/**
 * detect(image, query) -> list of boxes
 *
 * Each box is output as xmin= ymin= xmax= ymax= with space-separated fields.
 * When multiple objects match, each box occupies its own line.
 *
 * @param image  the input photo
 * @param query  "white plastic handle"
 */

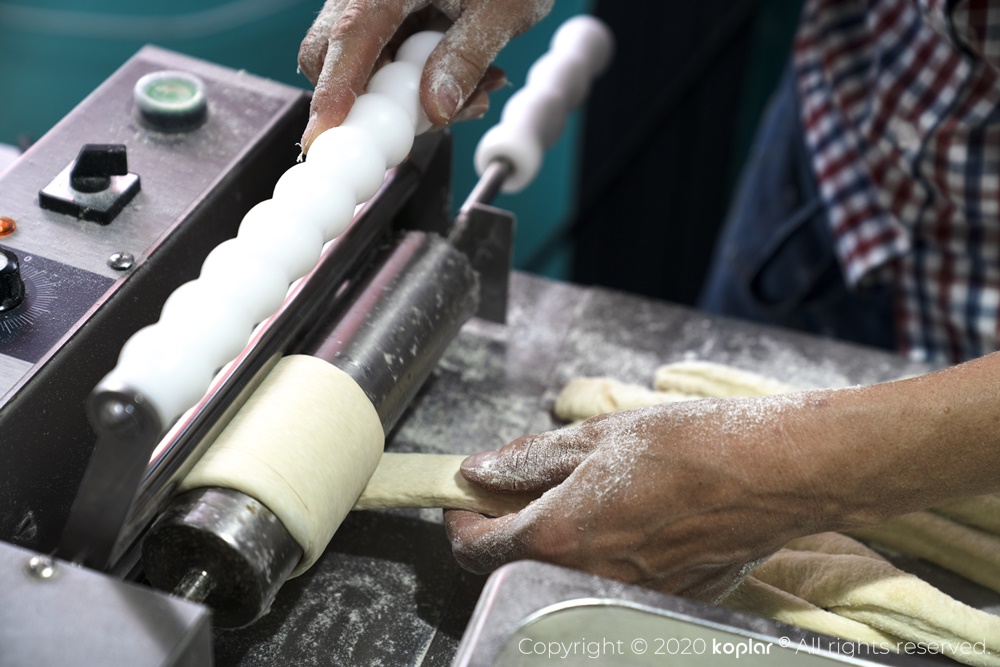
xmin=473 ymin=15 xmax=614 ymax=193
xmin=97 ymin=32 xmax=444 ymax=428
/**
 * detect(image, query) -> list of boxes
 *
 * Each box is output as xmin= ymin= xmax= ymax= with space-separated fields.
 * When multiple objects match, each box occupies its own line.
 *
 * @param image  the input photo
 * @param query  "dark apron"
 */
xmin=698 ymin=67 xmax=896 ymax=351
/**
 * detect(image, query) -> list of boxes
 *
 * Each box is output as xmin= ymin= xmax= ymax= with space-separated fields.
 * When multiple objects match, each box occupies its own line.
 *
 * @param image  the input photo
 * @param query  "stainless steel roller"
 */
xmin=142 ymin=230 xmax=479 ymax=627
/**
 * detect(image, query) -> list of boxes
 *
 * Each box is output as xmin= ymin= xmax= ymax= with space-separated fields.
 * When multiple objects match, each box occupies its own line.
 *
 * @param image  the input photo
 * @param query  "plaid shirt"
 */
xmin=795 ymin=0 xmax=1000 ymax=363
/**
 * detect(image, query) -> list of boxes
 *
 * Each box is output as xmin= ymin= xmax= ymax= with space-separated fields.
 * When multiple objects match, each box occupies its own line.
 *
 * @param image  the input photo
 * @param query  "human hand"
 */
xmin=445 ymin=395 xmax=852 ymax=602
xmin=298 ymin=0 xmax=554 ymax=150
xmin=448 ymin=353 xmax=1000 ymax=602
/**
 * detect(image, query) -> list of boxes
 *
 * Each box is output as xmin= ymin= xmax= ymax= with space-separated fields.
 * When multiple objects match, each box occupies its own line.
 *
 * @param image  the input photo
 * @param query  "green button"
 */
xmin=145 ymin=78 xmax=197 ymax=105
xmin=134 ymin=70 xmax=208 ymax=131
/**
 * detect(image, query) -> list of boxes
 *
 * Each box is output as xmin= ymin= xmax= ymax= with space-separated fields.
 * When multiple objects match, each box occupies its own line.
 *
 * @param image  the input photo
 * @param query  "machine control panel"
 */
xmin=0 ymin=247 xmax=112 ymax=364
xmin=0 ymin=46 xmax=310 ymax=552
xmin=0 ymin=47 xmax=308 ymax=400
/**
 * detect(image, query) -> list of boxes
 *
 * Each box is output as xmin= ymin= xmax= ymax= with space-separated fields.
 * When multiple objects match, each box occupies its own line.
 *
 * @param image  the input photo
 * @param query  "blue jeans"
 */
xmin=698 ymin=69 xmax=895 ymax=351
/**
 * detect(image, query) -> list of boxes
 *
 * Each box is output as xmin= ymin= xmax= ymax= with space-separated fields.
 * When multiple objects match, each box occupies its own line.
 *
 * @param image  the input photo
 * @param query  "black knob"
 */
xmin=0 ymin=246 xmax=25 ymax=312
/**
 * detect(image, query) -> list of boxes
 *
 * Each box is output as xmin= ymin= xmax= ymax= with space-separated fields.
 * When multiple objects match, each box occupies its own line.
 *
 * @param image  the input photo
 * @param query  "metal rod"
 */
xmin=174 ymin=569 xmax=216 ymax=604
xmin=448 ymin=158 xmax=516 ymax=324
xmin=143 ymin=487 xmax=302 ymax=628
xmin=457 ymin=158 xmax=511 ymax=218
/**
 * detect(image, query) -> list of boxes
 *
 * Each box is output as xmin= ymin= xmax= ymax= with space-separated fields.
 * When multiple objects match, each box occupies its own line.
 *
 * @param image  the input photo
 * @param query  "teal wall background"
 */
xmin=0 ymin=0 xmax=592 ymax=280
xmin=0 ymin=1 xmax=320 ymax=144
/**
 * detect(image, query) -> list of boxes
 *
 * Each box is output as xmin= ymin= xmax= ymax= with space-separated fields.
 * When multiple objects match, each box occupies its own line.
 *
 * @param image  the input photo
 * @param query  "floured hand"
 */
xmin=298 ymin=0 xmax=553 ymax=149
xmin=446 ymin=353 xmax=1000 ymax=602
xmin=445 ymin=394 xmax=848 ymax=602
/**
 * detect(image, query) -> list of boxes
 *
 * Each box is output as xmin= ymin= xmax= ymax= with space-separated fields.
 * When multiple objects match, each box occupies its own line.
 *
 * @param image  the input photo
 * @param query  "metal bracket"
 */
xmin=56 ymin=386 xmax=162 ymax=571
xmin=1 ymin=540 xmax=211 ymax=666
xmin=450 ymin=203 xmax=515 ymax=324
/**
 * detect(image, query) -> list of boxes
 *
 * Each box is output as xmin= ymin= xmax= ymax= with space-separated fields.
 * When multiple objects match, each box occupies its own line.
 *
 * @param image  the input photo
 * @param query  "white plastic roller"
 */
xmin=96 ymin=31 xmax=445 ymax=429
xmin=474 ymin=15 xmax=614 ymax=193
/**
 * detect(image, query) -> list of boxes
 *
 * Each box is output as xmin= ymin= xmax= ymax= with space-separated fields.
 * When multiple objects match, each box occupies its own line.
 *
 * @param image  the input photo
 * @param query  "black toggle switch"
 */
xmin=70 ymin=144 xmax=129 ymax=193
xmin=39 ymin=144 xmax=141 ymax=224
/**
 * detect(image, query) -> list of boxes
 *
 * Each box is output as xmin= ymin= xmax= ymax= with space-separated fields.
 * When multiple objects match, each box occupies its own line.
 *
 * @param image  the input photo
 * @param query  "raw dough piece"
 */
xmin=354 ymin=452 xmax=538 ymax=516
xmin=751 ymin=540 xmax=1000 ymax=666
xmin=553 ymin=376 xmax=694 ymax=422
xmin=180 ymin=354 xmax=384 ymax=576
xmin=553 ymin=361 xmax=797 ymax=423
xmin=724 ymin=576 xmax=899 ymax=646
xmin=785 ymin=532 xmax=887 ymax=560
xmin=850 ymin=512 xmax=1000 ymax=595
xmin=933 ymin=495 xmax=1000 ymax=536
xmin=653 ymin=360 xmax=796 ymax=397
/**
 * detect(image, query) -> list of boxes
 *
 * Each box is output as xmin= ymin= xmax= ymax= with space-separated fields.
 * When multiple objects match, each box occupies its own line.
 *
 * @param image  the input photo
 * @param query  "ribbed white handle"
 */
xmin=97 ymin=32 xmax=444 ymax=428
xmin=473 ymin=15 xmax=614 ymax=193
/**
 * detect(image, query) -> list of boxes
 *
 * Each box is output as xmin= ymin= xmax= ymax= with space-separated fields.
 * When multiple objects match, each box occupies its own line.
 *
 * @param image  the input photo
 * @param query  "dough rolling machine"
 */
xmin=0 ymin=16 xmax=616 ymax=665
xmin=3 ymin=15 xmax=995 ymax=667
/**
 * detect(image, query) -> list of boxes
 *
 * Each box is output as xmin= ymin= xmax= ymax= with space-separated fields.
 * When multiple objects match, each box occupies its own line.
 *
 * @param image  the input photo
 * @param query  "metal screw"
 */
xmin=25 ymin=555 xmax=57 ymax=580
xmin=107 ymin=251 xmax=135 ymax=271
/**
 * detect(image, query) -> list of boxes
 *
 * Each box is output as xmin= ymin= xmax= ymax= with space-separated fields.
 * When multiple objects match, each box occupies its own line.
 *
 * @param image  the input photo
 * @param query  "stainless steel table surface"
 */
xmin=214 ymin=271 xmax=994 ymax=666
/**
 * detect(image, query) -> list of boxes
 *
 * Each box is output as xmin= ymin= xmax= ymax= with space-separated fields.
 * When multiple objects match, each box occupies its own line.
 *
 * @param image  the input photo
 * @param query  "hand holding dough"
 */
xmin=542 ymin=362 xmax=1000 ymax=665
xmin=183 ymin=350 xmax=1000 ymax=667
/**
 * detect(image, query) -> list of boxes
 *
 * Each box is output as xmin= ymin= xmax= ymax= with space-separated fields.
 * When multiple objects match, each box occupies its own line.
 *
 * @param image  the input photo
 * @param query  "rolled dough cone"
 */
xmin=724 ymin=575 xmax=900 ymax=646
xmin=850 ymin=512 xmax=1000 ymax=595
xmin=751 ymin=543 xmax=1000 ymax=666
xmin=180 ymin=354 xmax=384 ymax=576
xmin=354 ymin=452 xmax=538 ymax=517
xmin=933 ymin=495 xmax=1000 ymax=536
xmin=553 ymin=376 xmax=694 ymax=422
xmin=653 ymin=360 xmax=796 ymax=397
